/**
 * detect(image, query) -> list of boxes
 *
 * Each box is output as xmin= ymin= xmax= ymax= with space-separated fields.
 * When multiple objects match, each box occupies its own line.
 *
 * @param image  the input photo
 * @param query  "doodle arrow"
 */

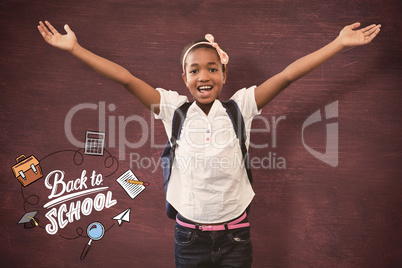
xmin=112 ymin=208 xmax=131 ymax=226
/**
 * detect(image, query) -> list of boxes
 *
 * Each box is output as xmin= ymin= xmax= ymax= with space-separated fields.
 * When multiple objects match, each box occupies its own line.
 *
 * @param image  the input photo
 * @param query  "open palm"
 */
xmin=37 ymin=21 xmax=77 ymax=52
xmin=338 ymin=22 xmax=381 ymax=48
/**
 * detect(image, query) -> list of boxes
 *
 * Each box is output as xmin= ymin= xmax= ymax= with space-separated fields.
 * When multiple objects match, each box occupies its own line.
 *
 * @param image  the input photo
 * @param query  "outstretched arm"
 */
xmin=254 ymin=22 xmax=381 ymax=110
xmin=37 ymin=21 xmax=161 ymax=113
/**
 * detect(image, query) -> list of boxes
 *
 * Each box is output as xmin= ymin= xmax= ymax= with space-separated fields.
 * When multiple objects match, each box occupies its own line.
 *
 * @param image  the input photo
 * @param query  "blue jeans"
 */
xmin=174 ymin=214 xmax=253 ymax=268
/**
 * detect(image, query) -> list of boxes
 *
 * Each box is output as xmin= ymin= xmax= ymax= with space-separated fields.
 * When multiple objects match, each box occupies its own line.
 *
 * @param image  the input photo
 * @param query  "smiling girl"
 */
xmin=38 ymin=21 xmax=380 ymax=267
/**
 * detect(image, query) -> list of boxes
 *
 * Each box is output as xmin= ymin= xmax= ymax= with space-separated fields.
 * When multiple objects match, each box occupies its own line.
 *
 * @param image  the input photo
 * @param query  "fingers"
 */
xmin=45 ymin=21 xmax=59 ymax=35
xmin=367 ymin=25 xmax=381 ymax=41
xmin=349 ymin=22 xmax=381 ymax=34
xmin=37 ymin=21 xmax=48 ymax=35
xmin=362 ymin=24 xmax=379 ymax=32
xmin=37 ymin=21 xmax=54 ymax=38
xmin=64 ymin=24 xmax=73 ymax=34
xmin=37 ymin=20 xmax=60 ymax=36
xmin=37 ymin=22 xmax=52 ymax=42
xmin=350 ymin=22 xmax=361 ymax=30
xmin=362 ymin=24 xmax=381 ymax=40
xmin=357 ymin=24 xmax=380 ymax=44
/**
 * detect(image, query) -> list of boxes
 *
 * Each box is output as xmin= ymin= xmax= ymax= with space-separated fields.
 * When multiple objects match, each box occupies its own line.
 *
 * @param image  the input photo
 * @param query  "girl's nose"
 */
xmin=198 ymin=70 xmax=210 ymax=81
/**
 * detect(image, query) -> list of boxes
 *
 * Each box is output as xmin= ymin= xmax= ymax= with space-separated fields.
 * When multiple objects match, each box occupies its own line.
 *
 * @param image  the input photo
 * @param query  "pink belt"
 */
xmin=176 ymin=212 xmax=250 ymax=232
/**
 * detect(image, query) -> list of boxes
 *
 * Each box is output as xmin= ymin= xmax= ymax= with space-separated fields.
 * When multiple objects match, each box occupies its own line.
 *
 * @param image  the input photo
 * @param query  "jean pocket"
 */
xmin=229 ymin=227 xmax=251 ymax=244
xmin=175 ymin=225 xmax=197 ymax=246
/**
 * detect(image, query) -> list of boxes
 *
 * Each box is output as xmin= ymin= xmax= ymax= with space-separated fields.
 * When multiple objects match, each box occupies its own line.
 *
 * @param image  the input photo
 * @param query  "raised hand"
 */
xmin=37 ymin=21 xmax=77 ymax=52
xmin=338 ymin=22 xmax=381 ymax=48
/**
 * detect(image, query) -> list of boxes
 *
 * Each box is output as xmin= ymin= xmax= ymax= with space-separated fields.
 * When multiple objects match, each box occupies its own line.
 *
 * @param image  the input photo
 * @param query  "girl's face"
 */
xmin=182 ymin=47 xmax=227 ymax=114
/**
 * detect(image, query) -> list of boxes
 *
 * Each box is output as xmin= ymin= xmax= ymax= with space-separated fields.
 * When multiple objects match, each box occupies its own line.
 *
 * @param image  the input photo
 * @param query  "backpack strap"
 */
xmin=170 ymin=102 xmax=193 ymax=154
xmin=221 ymin=100 xmax=253 ymax=184
xmin=161 ymin=101 xmax=192 ymax=219
xmin=163 ymin=101 xmax=193 ymax=184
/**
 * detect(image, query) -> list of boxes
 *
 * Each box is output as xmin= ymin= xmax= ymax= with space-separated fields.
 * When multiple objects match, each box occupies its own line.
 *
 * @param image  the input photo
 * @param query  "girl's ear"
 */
xmin=223 ymin=69 xmax=228 ymax=84
xmin=182 ymin=72 xmax=188 ymax=86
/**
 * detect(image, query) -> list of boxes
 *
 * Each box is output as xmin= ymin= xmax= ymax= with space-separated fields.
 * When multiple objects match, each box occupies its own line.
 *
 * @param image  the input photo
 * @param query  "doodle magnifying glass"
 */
xmin=80 ymin=222 xmax=105 ymax=260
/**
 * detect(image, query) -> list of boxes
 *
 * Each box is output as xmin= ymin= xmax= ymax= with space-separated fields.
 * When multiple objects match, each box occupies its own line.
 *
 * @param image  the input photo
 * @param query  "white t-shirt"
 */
xmin=154 ymin=86 xmax=261 ymax=223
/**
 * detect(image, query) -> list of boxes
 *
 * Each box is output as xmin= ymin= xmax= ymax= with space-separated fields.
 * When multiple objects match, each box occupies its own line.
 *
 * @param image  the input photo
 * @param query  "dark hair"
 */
xmin=181 ymin=38 xmax=228 ymax=72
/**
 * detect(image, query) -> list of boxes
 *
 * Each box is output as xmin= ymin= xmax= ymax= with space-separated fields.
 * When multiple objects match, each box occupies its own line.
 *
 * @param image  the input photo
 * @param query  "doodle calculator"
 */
xmin=84 ymin=131 xmax=105 ymax=156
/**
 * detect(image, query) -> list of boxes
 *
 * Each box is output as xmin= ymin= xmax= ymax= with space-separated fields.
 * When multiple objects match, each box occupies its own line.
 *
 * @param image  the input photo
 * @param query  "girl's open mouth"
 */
xmin=198 ymin=85 xmax=213 ymax=94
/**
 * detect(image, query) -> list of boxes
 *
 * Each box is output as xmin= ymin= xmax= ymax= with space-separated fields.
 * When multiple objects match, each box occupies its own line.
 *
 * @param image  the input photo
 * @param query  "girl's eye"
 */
xmin=209 ymin=68 xmax=218 ymax=72
xmin=189 ymin=69 xmax=198 ymax=74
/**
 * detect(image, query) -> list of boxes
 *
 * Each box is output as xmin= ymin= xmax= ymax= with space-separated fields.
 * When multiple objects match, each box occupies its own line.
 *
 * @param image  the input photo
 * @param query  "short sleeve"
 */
xmin=230 ymin=85 xmax=261 ymax=122
xmin=230 ymin=86 xmax=262 ymax=148
xmin=153 ymin=87 xmax=189 ymax=139
xmin=154 ymin=88 xmax=189 ymax=122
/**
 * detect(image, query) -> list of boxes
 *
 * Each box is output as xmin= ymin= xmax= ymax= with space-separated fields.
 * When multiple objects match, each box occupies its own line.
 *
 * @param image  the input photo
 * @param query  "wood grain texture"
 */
xmin=0 ymin=0 xmax=401 ymax=267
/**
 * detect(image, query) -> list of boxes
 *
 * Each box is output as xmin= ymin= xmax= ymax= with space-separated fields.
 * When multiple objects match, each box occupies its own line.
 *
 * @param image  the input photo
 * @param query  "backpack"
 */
xmin=161 ymin=100 xmax=253 ymax=219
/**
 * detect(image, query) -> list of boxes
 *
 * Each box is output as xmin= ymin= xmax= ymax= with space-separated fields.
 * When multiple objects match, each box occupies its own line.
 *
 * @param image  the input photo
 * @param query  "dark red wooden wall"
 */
xmin=1 ymin=0 xmax=401 ymax=267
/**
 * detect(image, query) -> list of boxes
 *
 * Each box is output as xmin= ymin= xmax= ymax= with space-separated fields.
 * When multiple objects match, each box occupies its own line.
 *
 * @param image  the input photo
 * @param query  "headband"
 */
xmin=182 ymin=34 xmax=229 ymax=73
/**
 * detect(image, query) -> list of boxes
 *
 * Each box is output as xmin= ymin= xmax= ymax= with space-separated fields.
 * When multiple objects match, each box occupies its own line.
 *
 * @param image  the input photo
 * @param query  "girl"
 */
xmin=38 ymin=21 xmax=380 ymax=267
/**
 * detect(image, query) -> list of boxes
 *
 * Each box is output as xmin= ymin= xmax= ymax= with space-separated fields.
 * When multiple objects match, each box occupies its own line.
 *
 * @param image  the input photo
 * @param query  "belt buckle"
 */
xmin=199 ymin=225 xmax=214 ymax=231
